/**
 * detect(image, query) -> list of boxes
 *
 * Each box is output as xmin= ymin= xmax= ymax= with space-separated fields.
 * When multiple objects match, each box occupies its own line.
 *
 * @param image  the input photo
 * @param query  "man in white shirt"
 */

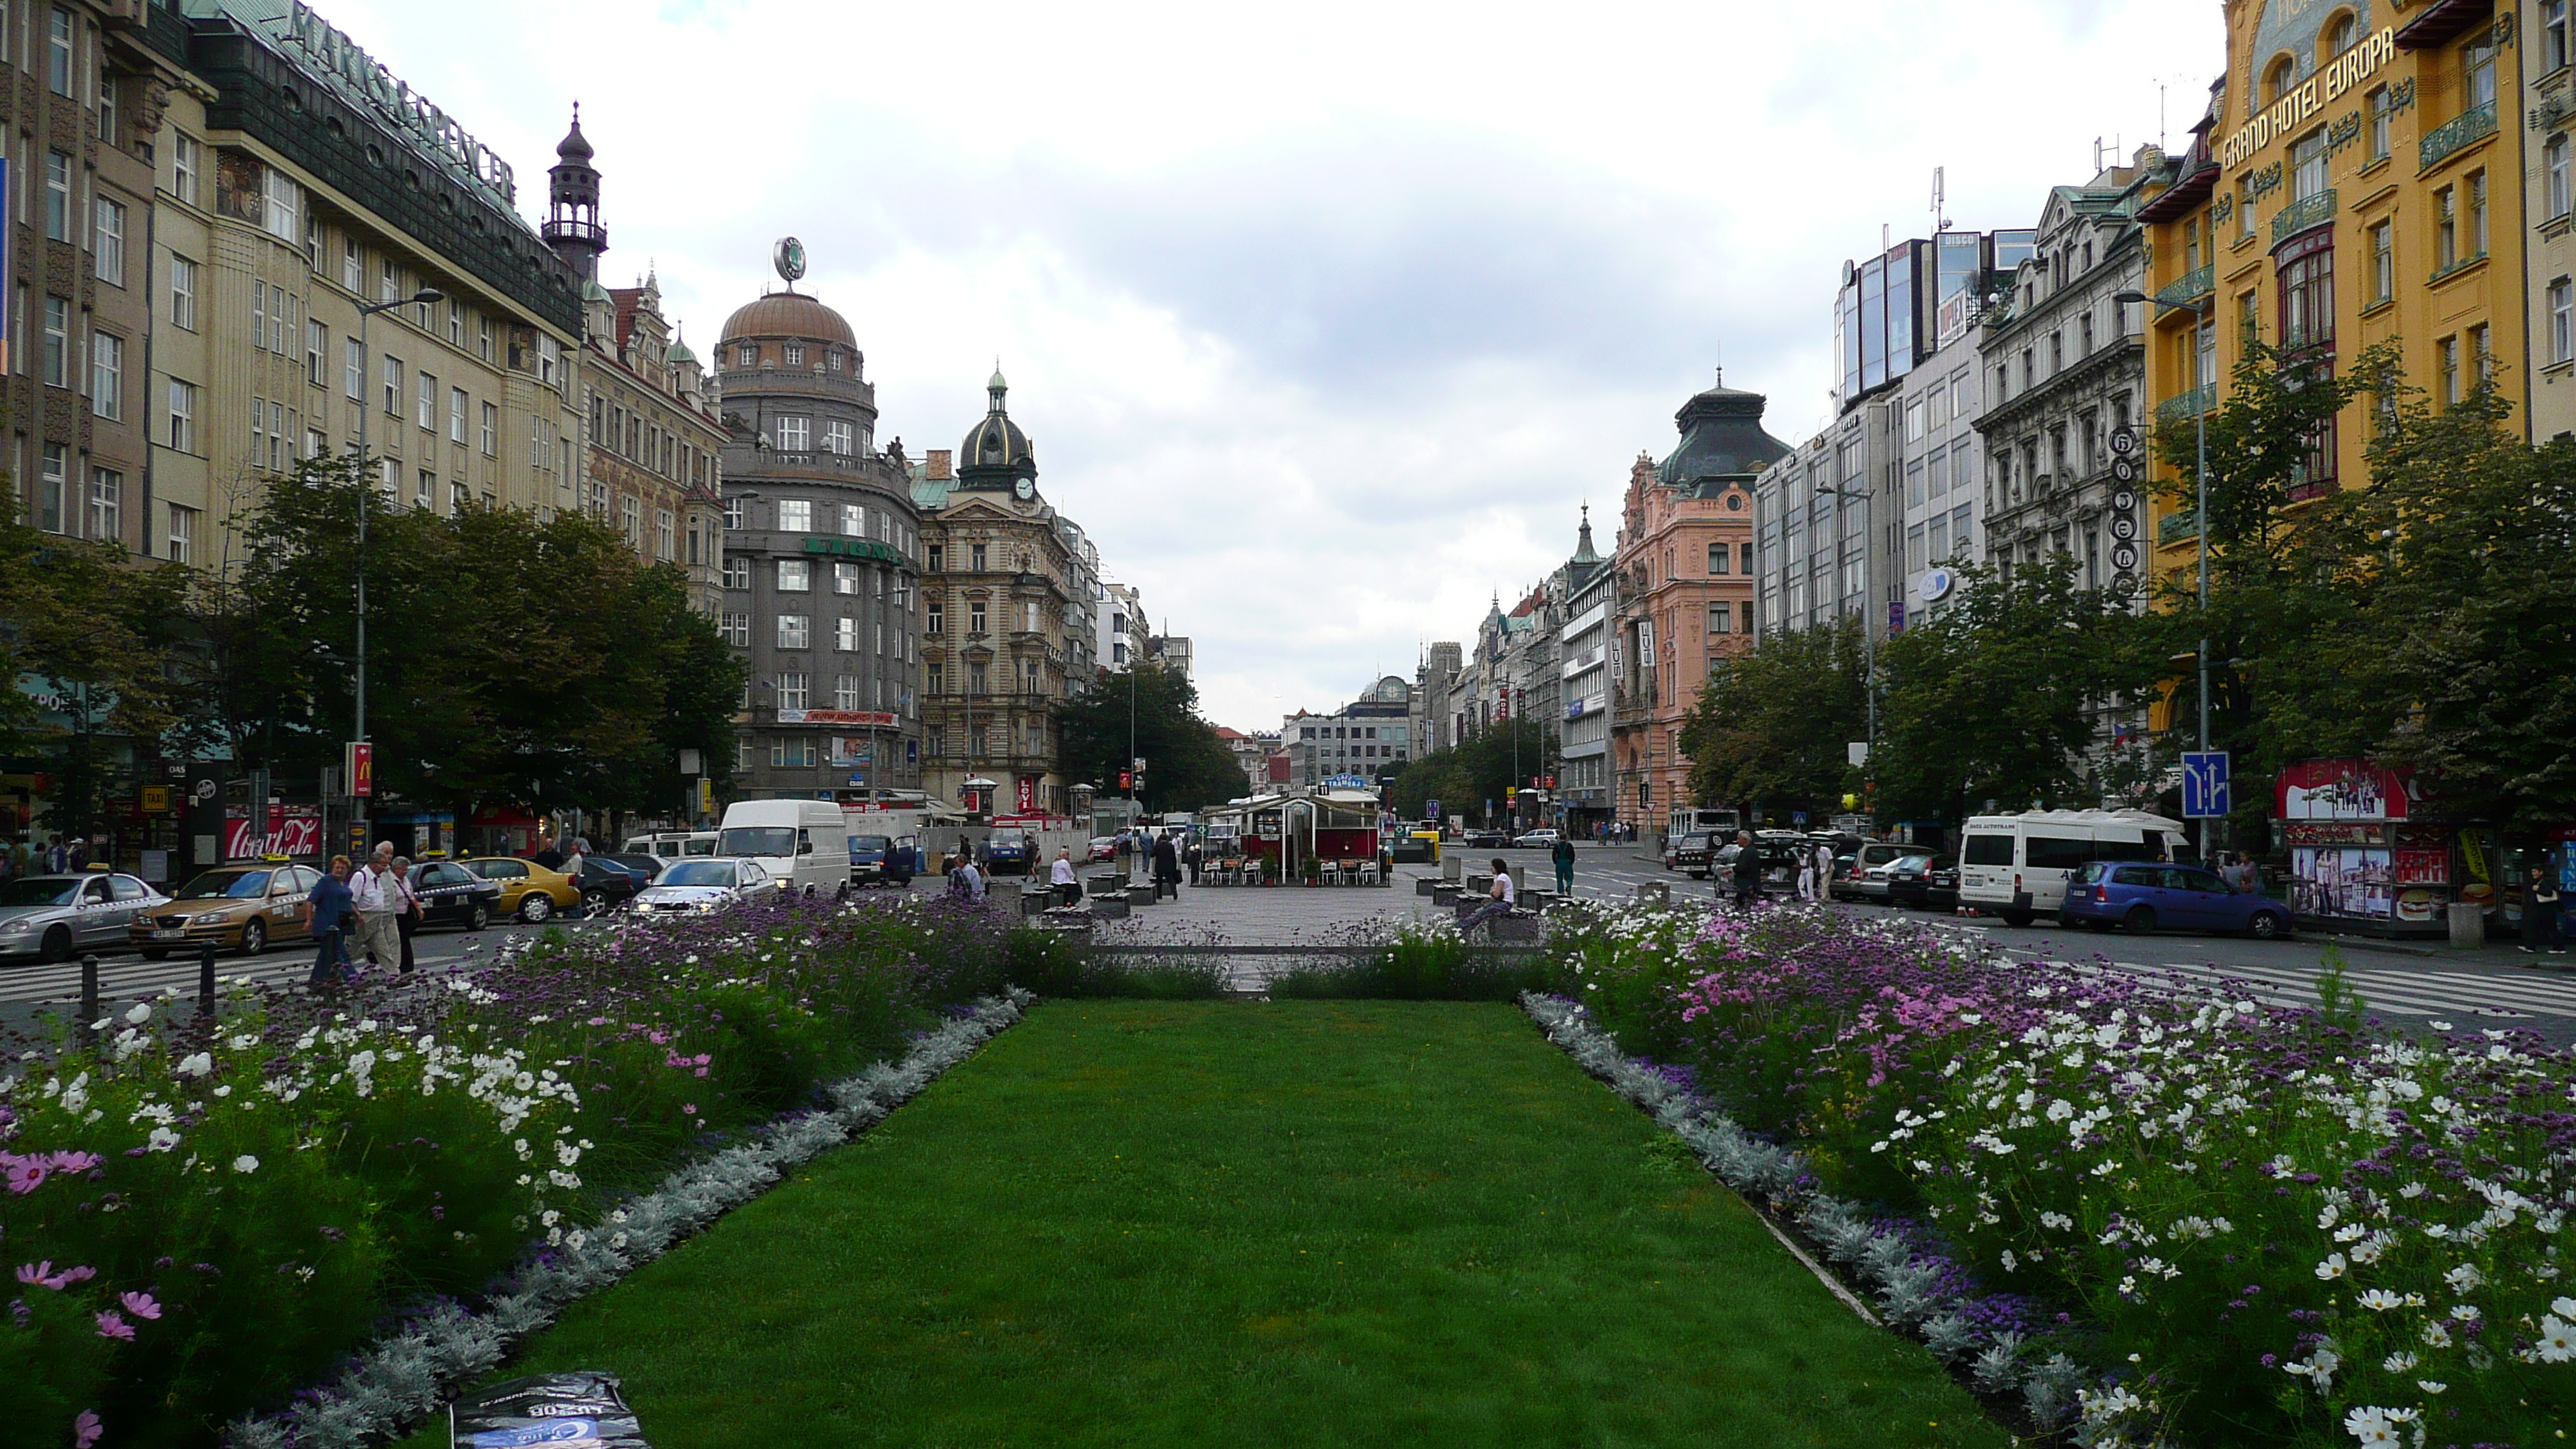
xmin=351 ymin=843 xmax=402 ymax=971
xmin=1050 ymin=848 xmax=1081 ymax=907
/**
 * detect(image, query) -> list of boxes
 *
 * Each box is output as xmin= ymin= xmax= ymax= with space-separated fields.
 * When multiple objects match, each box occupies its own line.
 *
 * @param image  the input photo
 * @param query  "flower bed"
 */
xmin=1544 ymin=901 xmax=2576 ymax=1447
xmin=0 ymin=894 xmax=1074 ymax=1448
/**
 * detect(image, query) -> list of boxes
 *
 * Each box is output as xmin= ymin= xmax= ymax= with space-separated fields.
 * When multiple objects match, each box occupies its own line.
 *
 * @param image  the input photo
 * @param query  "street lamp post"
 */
xmin=351 ymin=289 xmax=444 ymax=750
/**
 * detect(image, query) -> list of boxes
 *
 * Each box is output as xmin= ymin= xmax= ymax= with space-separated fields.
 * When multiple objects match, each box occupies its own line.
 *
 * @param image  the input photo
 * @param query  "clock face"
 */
xmin=1015 ymin=478 xmax=1034 ymax=500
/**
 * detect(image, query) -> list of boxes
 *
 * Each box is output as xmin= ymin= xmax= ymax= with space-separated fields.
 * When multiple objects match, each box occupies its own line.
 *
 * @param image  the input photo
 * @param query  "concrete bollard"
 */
xmin=197 ymin=940 xmax=218 ymax=1017
xmin=2448 ymin=900 xmax=2486 ymax=949
xmin=1416 ymin=878 xmax=1439 ymax=896
xmin=1433 ymin=884 xmax=1462 ymax=907
xmin=1443 ymin=852 xmax=1462 ymax=882
xmin=79 ymin=954 xmax=100 ymax=1042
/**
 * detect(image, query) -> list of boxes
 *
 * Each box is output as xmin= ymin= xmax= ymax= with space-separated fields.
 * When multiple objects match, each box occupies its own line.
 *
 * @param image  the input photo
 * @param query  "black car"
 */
xmin=1885 ymin=853 xmax=1958 ymax=912
xmin=570 ymin=856 xmax=649 ymax=915
xmin=1663 ymin=832 xmax=1714 ymax=878
xmin=405 ymin=861 xmax=502 ymax=931
xmin=849 ymin=834 xmax=914 ymax=886
xmin=1464 ymin=829 xmax=1509 ymax=849
xmin=604 ymin=855 xmax=669 ymax=888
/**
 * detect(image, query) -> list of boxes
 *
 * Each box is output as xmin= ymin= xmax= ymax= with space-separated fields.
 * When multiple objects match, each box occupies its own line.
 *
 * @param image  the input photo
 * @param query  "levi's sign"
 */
xmin=2221 ymin=28 xmax=2395 ymax=169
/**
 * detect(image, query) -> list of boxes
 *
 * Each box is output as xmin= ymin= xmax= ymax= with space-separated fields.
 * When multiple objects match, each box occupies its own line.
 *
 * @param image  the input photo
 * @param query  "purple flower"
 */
xmin=74 ymin=1410 xmax=101 ymax=1449
xmin=118 ymin=1291 xmax=161 ymax=1320
xmin=93 ymin=1310 xmax=135 ymax=1341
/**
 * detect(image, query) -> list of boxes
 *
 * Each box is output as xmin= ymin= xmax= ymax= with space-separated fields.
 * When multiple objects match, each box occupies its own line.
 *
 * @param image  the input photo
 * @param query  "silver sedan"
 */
xmin=0 ymin=872 xmax=173 ymax=963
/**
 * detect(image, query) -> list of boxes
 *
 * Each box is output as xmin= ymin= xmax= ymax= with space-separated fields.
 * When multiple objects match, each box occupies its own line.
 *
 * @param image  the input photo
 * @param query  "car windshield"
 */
xmin=659 ymin=861 xmax=739 ymax=887
xmin=0 ymin=878 xmax=81 ymax=906
xmin=717 ymin=827 xmax=797 ymax=858
xmin=177 ymin=870 xmax=272 ymax=899
xmin=851 ymin=836 xmax=892 ymax=852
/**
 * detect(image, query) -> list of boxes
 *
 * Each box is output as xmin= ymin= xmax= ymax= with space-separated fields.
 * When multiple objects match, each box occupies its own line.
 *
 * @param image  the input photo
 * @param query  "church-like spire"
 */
xmin=543 ymin=103 xmax=606 ymax=279
xmin=1573 ymin=503 xmax=1600 ymax=564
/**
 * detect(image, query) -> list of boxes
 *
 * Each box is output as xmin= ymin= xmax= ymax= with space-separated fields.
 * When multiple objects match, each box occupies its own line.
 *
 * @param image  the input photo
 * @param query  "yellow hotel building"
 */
xmin=2139 ymin=0 xmax=2526 ymax=570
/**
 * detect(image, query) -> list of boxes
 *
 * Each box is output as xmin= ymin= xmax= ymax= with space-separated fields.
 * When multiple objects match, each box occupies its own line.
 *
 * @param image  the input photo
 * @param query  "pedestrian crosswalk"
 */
xmin=0 ymin=953 xmax=474 ymax=1013
xmin=2037 ymin=954 xmax=2576 ymax=1023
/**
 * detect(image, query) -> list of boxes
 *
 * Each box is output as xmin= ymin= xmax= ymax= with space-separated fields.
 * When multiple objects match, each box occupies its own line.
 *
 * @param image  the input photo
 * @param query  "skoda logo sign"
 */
xmin=772 ymin=237 xmax=807 ymax=285
xmin=1918 ymin=566 xmax=1955 ymax=603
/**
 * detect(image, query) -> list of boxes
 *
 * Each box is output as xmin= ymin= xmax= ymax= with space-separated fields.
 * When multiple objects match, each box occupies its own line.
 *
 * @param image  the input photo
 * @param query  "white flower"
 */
xmin=2341 ymin=1406 xmax=2404 ymax=1445
xmin=2316 ymin=1252 xmax=2349 ymax=1280
xmin=125 ymin=1002 xmax=151 ymax=1025
xmin=145 ymin=1126 xmax=180 ymax=1153
xmin=2415 ymin=1379 xmax=2447 ymax=1395
xmin=2420 ymin=1320 xmax=2454 ymax=1348
xmin=2380 ymin=1351 xmax=2418 ymax=1373
xmin=2444 ymin=1262 xmax=2484 ymax=1293
xmin=2529 ymin=1315 xmax=2576 ymax=1362
xmin=2357 ymin=1289 xmax=2408 ymax=1312
xmin=231 ymin=1154 xmax=260 ymax=1173
xmin=175 ymin=1053 xmax=214 ymax=1078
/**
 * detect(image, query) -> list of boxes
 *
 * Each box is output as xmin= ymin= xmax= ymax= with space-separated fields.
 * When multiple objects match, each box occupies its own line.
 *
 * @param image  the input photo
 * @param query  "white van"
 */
xmin=1957 ymin=810 xmax=2187 ymax=926
xmin=714 ymin=800 xmax=851 ymax=897
xmin=622 ymin=831 xmax=720 ymax=862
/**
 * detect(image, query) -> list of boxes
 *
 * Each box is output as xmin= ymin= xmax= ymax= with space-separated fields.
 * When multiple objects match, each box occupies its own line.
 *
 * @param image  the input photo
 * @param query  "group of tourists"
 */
xmin=305 ymin=842 xmax=426 ymax=988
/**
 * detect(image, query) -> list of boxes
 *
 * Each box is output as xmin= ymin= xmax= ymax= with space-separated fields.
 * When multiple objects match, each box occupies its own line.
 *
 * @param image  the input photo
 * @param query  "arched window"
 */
xmin=2322 ymin=12 xmax=2358 ymax=61
xmin=2264 ymin=54 xmax=2296 ymax=104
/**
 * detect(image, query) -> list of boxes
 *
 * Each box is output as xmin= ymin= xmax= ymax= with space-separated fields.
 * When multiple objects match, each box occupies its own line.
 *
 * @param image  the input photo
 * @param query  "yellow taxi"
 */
xmin=129 ymin=858 xmax=320 ymax=957
xmin=457 ymin=857 xmax=582 ymax=922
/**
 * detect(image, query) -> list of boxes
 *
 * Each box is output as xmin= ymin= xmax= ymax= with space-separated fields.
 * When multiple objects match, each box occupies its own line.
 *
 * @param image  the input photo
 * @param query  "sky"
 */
xmin=322 ymin=0 xmax=2222 ymax=734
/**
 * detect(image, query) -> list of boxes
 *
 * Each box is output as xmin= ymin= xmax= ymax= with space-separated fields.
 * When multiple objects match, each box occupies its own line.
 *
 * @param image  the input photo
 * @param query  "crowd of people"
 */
xmin=304 ymin=841 xmax=431 ymax=988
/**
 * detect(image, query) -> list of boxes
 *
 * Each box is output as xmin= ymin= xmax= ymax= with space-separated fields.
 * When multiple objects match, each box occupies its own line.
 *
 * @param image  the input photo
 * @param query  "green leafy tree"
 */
xmin=1054 ymin=665 xmax=1242 ymax=813
xmin=1679 ymin=616 xmax=1868 ymax=821
xmin=1386 ymin=717 xmax=1554 ymax=824
xmin=1874 ymin=558 xmax=2154 ymax=825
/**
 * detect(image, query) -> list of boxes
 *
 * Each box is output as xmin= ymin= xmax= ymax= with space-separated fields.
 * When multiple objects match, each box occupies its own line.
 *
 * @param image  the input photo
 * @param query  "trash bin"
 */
xmin=2448 ymin=899 xmax=2486 ymax=949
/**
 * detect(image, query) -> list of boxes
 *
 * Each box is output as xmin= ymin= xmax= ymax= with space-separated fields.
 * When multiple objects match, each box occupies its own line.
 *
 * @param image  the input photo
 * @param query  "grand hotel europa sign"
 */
xmin=2220 ymin=26 xmax=2398 ymax=169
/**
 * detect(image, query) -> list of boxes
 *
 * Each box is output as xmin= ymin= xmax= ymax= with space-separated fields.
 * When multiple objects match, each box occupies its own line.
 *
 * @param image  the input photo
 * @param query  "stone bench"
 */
xmin=1125 ymin=885 xmax=1156 ymax=906
xmin=1416 ymin=877 xmax=1440 ymax=896
xmin=1432 ymin=884 xmax=1462 ymax=907
xmin=1091 ymin=895 xmax=1131 ymax=919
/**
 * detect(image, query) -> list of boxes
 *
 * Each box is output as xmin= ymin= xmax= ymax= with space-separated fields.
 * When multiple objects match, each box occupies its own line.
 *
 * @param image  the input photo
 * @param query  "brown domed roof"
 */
xmin=718 ymin=291 xmax=855 ymax=349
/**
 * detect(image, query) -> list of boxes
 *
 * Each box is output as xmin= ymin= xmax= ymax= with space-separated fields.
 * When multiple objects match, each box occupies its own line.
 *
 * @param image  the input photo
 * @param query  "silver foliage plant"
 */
xmin=1520 ymin=991 xmax=2096 ymax=1435
xmin=224 ymin=989 xmax=1034 ymax=1449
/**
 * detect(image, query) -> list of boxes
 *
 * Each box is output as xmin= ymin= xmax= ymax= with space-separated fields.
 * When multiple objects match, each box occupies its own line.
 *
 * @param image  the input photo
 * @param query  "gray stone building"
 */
xmin=715 ymin=280 xmax=923 ymax=800
xmin=1973 ymin=150 xmax=2167 ymax=594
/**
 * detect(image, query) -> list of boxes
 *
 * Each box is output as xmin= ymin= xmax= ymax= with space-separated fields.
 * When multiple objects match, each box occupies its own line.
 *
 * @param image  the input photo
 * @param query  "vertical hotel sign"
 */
xmin=0 ymin=156 xmax=11 ymax=374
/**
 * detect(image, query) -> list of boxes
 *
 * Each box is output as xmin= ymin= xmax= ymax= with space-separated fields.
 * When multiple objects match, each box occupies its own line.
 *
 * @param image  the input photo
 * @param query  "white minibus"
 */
xmin=1957 ymin=809 xmax=2186 ymax=926
xmin=714 ymin=800 xmax=851 ymax=897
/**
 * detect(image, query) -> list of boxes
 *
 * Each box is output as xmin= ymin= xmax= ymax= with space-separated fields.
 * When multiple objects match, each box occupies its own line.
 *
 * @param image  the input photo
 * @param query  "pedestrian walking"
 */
xmin=1814 ymin=841 xmax=1836 ymax=903
xmin=2523 ymin=865 xmax=2566 ymax=956
xmin=1185 ymin=832 xmax=1203 ymax=885
xmin=351 ymin=844 xmax=402 ymax=971
xmin=1152 ymin=831 xmax=1182 ymax=900
xmin=1050 ymin=848 xmax=1081 ymax=907
xmin=65 ymin=837 xmax=88 ymax=872
xmin=389 ymin=855 xmax=423 ymax=973
xmin=1551 ymin=834 xmax=1576 ymax=896
xmin=1795 ymin=848 xmax=1817 ymax=903
xmin=1730 ymin=831 xmax=1761 ymax=910
xmin=307 ymin=855 xmax=356 ymax=988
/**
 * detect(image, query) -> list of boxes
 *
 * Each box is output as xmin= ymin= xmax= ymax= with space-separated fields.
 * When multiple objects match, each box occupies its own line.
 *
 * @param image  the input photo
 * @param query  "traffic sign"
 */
xmin=1425 ymin=800 xmax=1440 ymax=819
xmin=2181 ymin=750 xmax=2231 ymax=819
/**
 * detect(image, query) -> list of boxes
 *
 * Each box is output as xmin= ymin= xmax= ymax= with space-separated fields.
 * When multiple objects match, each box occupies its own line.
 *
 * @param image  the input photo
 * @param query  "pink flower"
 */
xmin=15 ymin=1261 xmax=52 ymax=1286
xmin=15 ymin=1260 xmax=94 ymax=1290
xmin=74 ymin=1410 xmax=101 ymax=1449
xmin=46 ymin=1151 xmax=102 ymax=1173
xmin=5 ymin=1159 xmax=48 ymax=1194
xmin=680 ymin=1103 xmax=697 ymax=1116
xmin=93 ymin=1310 xmax=135 ymax=1341
xmin=118 ymin=1291 xmax=161 ymax=1321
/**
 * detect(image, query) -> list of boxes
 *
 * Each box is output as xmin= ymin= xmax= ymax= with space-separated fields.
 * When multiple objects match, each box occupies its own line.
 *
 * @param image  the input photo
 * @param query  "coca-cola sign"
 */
xmin=224 ymin=804 xmax=323 ymax=858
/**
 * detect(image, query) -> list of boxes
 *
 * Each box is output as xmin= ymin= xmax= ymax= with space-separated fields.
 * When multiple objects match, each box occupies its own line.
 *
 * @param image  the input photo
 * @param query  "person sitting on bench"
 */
xmin=1461 ymin=858 xmax=1517 ymax=933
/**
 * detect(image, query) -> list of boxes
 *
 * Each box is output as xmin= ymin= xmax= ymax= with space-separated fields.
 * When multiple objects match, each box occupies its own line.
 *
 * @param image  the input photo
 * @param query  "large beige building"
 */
xmin=144 ymin=1 xmax=584 ymax=578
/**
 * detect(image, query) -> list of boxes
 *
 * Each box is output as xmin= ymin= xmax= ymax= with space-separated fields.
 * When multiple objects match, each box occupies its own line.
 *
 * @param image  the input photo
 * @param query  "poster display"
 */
xmin=2277 ymin=760 xmax=2419 ymax=926
xmin=221 ymin=803 xmax=322 ymax=858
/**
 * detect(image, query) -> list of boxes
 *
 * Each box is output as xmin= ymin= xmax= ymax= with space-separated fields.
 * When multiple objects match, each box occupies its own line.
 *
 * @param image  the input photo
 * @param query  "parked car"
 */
xmin=129 ymin=862 xmax=319 ymax=958
xmin=457 ymin=857 xmax=583 ymax=923
xmin=2057 ymin=861 xmax=2293 ymax=939
xmin=1 ymin=872 xmax=170 ymax=963
xmin=406 ymin=860 xmax=502 ymax=932
xmin=632 ymin=858 xmax=779 ymax=913
xmin=1464 ymin=829 xmax=1509 ymax=849
xmin=1830 ymin=842 xmax=1919 ymax=902
xmin=984 ymin=835 xmax=1036 ymax=876
xmin=568 ymin=856 xmax=649 ymax=916
xmin=1512 ymin=829 xmax=1562 ymax=850
xmin=603 ymin=854 xmax=670 ymax=886
xmin=849 ymin=834 xmax=914 ymax=886
xmin=1885 ymin=854 xmax=1959 ymax=913
xmin=1087 ymin=837 xmax=1119 ymax=862
xmin=1664 ymin=832 xmax=1715 ymax=878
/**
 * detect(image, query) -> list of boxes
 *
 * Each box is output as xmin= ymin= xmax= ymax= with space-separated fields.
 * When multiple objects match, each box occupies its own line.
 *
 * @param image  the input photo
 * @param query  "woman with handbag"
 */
xmin=389 ymin=855 xmax=425 ymax=973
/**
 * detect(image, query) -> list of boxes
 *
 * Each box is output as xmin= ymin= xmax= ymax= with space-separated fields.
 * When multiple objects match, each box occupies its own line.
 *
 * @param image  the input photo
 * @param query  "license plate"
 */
xmin=151 ymin=929 xmax=185 ymax=940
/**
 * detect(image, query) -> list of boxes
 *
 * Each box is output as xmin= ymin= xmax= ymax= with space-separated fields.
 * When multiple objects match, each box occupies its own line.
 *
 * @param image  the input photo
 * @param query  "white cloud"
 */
xmin=320 ymin=0 xmax=2219 ymax=728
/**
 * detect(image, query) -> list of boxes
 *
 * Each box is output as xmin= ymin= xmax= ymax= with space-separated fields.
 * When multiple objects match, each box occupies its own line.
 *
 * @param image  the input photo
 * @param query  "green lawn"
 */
xmin=403 ymin=1001 xmax=2007 ymax=1448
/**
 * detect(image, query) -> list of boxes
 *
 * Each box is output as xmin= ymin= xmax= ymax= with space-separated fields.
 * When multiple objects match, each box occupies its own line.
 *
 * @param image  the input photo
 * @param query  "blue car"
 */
xmin=2058 ymin=861 xmax=2293 ymax=939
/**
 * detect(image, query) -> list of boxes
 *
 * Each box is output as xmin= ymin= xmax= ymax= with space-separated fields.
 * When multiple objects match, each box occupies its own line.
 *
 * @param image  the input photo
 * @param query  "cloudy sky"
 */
xmin=326 ymin=0 xmax=2217 ymax=732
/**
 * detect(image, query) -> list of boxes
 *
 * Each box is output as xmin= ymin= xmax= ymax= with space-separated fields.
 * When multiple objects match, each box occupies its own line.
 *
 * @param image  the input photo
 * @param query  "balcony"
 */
xmin=2158 ymin=511 xmax=2201 ymax=546
xmin=2270 ymin=188 xmax=2337 ymax=245
xmin=2418 ymin=102 xmax=2496 ymax=172
xmin=2156 ymin=385 xmax=2217 ymax=425
xmin=2154 ymin=265 xmax=2215 ymax=310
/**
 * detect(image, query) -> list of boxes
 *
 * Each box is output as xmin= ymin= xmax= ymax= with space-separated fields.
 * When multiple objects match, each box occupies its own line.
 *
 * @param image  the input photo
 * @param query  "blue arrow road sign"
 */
xmin=2181 ymin=751 xmax=2231 ymax=819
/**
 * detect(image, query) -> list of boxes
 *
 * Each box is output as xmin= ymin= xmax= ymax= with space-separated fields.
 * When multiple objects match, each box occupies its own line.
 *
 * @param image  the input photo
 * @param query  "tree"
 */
xmin=0 ymin=517 xmax=192 ymax=839
xmin=1679 ymin=617 xmax=1868 ymax=820
xmin=1053 ymin=665 xmax=1242 ymax=813
xmin=1386 ymin=717 xmax=1555 ymax=824
xmin=1873 ymin=558 xmax=2154 ymax=825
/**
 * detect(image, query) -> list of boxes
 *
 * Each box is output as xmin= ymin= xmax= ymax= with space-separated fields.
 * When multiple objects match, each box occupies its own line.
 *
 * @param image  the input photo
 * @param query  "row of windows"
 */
xmin=589 ymin=389 xmax=715 ymax=487
xmin=732 ymin=342 xmax=851 ymax=373
xmin=755 ymin=673 xmax=913 ymax=714
xmin=765 ymin=415 xmax=859 ymax=454
xmin=748 ymin=735 xmax=923 ymax=772
xmin=923 ymin=659 xmax=1053 ymax=697
xmin=724 ymin=556 xmax=914 ymax=603
xmin=722 ymin=612 xmax=899 ymax=656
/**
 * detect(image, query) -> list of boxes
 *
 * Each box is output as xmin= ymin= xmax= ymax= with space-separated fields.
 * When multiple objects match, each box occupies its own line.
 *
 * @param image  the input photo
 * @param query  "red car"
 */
xmin=1087 ymin=836 xmax=1118 ymax=862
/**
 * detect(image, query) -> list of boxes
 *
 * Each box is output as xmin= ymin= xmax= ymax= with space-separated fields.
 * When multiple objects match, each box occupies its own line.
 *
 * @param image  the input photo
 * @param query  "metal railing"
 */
xmin=2156 ymin=384 xmax=2217 ymax=424
xmin=2419 ymin=101 xmax=2497 ymax=171
xmin=2271 ymin=188 xmax=2338 ymax=245
xmin=2155 ymin=265 xmax=2215 ymax=309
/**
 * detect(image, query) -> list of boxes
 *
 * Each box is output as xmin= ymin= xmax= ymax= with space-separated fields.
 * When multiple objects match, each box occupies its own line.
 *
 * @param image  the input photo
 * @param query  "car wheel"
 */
xmin=519 ymin=893 xmax=553 ymax=923
xmin=37 ymin=925 xmax=73 ymax=964
xmin=238 ymin=920 xmax=266 ymax=956
xmin=581 ymin=888 xmax=608 ymax=916
xmin=465 ymin=903 xmax=489 ymax=932
xmin=2248 ymin=910 xmax=2286 ymax=940
xmin=2123 ymin=905 xmax=2158 ymax=934
xmin=139 ymin=947 xmax=168 ymax=961
xmin=2001 ymin=909 xmax=2035 ymax=927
